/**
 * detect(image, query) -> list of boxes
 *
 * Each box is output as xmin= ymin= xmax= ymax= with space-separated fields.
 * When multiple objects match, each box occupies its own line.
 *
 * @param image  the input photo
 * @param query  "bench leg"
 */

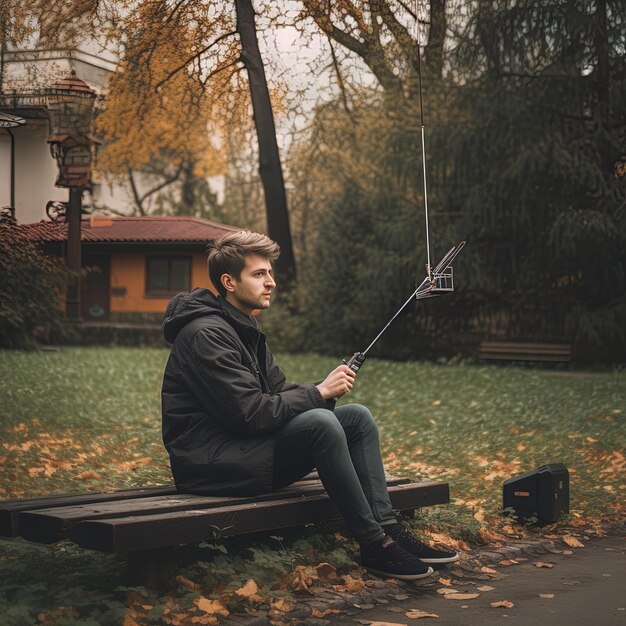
xmin=127 ymin=546 xmax=176 ymax=591
xmin=398 ymin=508 xmax=415 ymax=519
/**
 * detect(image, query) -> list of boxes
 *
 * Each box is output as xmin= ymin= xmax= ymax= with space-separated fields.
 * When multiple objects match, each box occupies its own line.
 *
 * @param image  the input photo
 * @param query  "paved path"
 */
xmin=332 ymin=534 xmax=625 ymax=626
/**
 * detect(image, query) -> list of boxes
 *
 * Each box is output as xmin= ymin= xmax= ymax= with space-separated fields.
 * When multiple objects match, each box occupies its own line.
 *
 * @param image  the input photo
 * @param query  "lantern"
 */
xmin=46 ymin=71 xmax=97 ymax=188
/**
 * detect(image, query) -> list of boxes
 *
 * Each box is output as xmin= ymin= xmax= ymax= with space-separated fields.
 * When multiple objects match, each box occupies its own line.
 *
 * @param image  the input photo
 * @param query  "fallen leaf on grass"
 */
xmin=194 ymin=597 xmax=229 ymax=616
xmin=405 ymin=609 xmax=439 ymax=618
xmin=477 ymin=585 xmax=495 ymax=592
xmin=534 ymin=562 xmax=555 ymax=568
xmin=169 ymin=613 xmax=192 ymax=626
xmin=235 ymin=579 xmax=262 ymax=601
xmin=491 ymin=600 xmax=514 ymax=608
xmin=539 ymin=594 xmax=555 ymax=598
xmin=176 ymin=575 xmax=200 ymax=590
xmin=563 ymin=536 xmax=584 ymax=548
xmin=78 ymin=470 xmax=102 ymax=480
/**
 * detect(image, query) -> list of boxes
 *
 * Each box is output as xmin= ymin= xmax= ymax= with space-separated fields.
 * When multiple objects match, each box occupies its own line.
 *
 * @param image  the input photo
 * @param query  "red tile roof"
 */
xmin=16 ymin=216 xmax=240 ymax=243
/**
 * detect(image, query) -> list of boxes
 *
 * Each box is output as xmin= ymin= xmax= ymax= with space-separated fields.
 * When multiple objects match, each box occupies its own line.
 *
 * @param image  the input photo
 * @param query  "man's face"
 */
xmin=222 ymin=254 xmax=276 ymax=315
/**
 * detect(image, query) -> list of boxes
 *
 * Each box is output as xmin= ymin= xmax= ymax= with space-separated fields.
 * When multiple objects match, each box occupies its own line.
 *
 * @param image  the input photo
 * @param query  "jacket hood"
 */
xmin=163 ymin=288 xmax=222 ymax=343
xmin=163 ymin=288 xmax=260 ymax=343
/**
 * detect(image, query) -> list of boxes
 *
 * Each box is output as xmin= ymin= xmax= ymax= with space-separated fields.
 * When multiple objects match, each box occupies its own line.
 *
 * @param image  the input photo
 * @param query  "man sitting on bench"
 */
xmin=161 ymin=230 xmax=458 ymax=580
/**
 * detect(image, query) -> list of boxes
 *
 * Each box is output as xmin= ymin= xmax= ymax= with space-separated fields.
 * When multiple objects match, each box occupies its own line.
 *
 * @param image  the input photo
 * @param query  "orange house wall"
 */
xmin=109 ymin=251 xmax=216 ymax=313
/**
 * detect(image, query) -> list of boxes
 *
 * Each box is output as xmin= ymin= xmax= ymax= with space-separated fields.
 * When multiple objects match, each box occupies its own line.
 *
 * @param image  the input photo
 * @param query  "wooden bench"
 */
xmin=0 ymin=475 xmax=449 ymax=589
xmin=479 ymin=341 xmax=572 ymax=364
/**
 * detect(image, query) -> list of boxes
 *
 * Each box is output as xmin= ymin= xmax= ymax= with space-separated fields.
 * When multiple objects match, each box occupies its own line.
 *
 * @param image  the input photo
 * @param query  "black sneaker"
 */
xmin=361 ymin=535 xmax=434 ymax=580
xmin=385 ymin=524 xmax=460 ymax=564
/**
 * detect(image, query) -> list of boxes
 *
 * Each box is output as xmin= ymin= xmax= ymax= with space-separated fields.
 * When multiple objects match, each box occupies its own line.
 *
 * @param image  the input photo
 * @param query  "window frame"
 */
xmin=145 ymin=255 xmax=192 ymax=297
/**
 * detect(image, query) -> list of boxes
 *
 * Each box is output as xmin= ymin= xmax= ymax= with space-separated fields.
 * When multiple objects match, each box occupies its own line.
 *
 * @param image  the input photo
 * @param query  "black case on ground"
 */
xmin=503 ymin=463 xmax=569 ymax=524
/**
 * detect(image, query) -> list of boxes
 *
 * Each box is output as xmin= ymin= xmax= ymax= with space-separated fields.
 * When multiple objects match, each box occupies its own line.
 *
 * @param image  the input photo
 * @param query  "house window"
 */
xmin=146 ymin=256 xmax=191 ymax=295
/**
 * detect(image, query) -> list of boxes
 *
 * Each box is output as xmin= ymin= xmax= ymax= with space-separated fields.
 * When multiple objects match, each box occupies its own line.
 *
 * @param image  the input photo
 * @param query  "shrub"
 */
xmin=0 ymin=224 xmax=74 ymax=349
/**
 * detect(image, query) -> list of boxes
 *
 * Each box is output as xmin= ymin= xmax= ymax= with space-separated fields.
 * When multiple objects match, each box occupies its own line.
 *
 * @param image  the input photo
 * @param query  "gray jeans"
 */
xmin=272 ymin=403 xmax=397 ymax=544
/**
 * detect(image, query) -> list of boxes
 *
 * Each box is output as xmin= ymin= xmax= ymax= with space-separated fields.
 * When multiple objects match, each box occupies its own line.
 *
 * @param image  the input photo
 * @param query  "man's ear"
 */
xmin=221 ymin=273 xmax=236 ymax=293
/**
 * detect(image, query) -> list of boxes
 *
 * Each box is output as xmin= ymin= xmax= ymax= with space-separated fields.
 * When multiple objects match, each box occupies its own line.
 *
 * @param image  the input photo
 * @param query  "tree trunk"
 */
xmin=235 ymin=0 xmax=296 ymax=286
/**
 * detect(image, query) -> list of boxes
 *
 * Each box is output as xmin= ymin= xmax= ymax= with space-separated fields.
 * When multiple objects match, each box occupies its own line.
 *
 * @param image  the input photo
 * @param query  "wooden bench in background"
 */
xmin=0 ymin=475 xmax=449 ymax=589
xmin=479 ymin=341 xmax=572 ymax=364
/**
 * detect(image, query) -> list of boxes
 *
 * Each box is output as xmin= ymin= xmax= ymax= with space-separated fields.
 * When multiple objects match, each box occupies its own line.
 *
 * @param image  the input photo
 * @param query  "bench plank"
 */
xmin=479 ymin=341 xmax=571 ymax=363
xmin=70 ymin=481 xmax=450 ymax=552
xmin=0 ymin=485 xmax=179 ymax=537
xmin=16 ymin=477 xmax=410 ymax=544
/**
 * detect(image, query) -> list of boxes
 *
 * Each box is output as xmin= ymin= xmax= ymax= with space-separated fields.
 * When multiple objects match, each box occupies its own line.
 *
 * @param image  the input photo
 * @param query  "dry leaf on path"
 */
xmin=332 ymin=574 xmax=365 ymax=593
xmin=190 ymin=616 xmax=218 ymax=625
xmin=269 ymin=598 xmax=294 ymax=613
xmin=480 ymin=566 xmax=498 ymax=574
xmin=491 ymin=600 xmax=514 ymax=608
xmin=438 ymin=577 xmax=453 ymax=586
xmin=315 ymin=562 xmax=338 ymax=580
xmin=444 ymin=593 xmax=480 ymax=600
xmin=194 ymin=597 xmax=229 ymax=616
xmin=311 ymin=608 xmax=341 ymax=618
xmin=355 ymin=621 xmax=408 ymax=626
xmin=563 ymin=536 xmax=584 ymax=548
xmin=405 ymin=609 xmax=439 ymax=618
xmin=477 ymin=585 xmax=495 ymax=592
xmin=539 ymin=594 xmax=555 ymax=598
xmin=437 ymin=588 xmax=460 ymax=595
xmin=534 ymin=562 xmax=555 ymax=568
xmin=499 ymin=559 xmax=518 ymax=566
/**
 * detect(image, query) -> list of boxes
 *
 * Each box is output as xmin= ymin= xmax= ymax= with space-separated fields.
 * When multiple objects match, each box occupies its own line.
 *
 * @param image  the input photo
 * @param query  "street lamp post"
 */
xmin=0 ymin=112 xmax=25 ymax=210
xmin=46 ymin=71 xmax=97 ymax=322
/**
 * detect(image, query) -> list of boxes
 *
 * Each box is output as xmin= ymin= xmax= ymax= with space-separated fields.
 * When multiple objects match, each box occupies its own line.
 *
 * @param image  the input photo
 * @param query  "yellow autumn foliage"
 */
xmin=95 ymin=0 xmax=248 ymax=179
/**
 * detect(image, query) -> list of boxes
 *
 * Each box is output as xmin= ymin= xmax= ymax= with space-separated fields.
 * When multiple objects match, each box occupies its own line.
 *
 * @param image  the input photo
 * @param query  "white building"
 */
xmin=0 ymin=39 xmax=136 ymax=223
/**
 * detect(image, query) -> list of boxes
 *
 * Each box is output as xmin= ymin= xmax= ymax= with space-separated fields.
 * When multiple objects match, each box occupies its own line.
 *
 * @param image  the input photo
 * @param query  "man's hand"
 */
xmin=316 ymin=365 xmax=356 ymax=400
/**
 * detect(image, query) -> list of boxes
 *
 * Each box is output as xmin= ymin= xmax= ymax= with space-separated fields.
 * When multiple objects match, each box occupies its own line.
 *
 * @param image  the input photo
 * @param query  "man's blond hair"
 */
xmin=206 ymin=230 xmax=280 ymax=297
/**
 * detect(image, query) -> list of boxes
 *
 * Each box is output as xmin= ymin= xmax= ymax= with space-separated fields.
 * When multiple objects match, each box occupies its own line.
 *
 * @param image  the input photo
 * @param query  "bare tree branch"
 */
xmin=127 ymin=164 xmax=183 ymax=215
xmin=154 ymin=30 xmax=238 ymax=91
xmin=327 ymin=34 xmax=356 ymax=124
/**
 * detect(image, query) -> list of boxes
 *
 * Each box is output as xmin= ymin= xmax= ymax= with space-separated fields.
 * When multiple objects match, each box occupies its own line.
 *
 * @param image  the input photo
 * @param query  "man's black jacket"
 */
xmin=161 ymin=288 xmax=330 ymax=495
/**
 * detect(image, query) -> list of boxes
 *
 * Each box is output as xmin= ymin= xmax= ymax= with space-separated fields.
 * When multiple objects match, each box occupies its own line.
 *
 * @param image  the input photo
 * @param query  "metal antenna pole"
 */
xmin=415 ymin=1 xmax=432 ymax=282
xmin=362 ymin=277 xmax=430 ymax=356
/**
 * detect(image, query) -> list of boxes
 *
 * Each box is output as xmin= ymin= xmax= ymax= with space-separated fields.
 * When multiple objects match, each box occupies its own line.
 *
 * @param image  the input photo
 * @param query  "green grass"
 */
xmin=0 ymin=348 xmax=624 ymax=624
